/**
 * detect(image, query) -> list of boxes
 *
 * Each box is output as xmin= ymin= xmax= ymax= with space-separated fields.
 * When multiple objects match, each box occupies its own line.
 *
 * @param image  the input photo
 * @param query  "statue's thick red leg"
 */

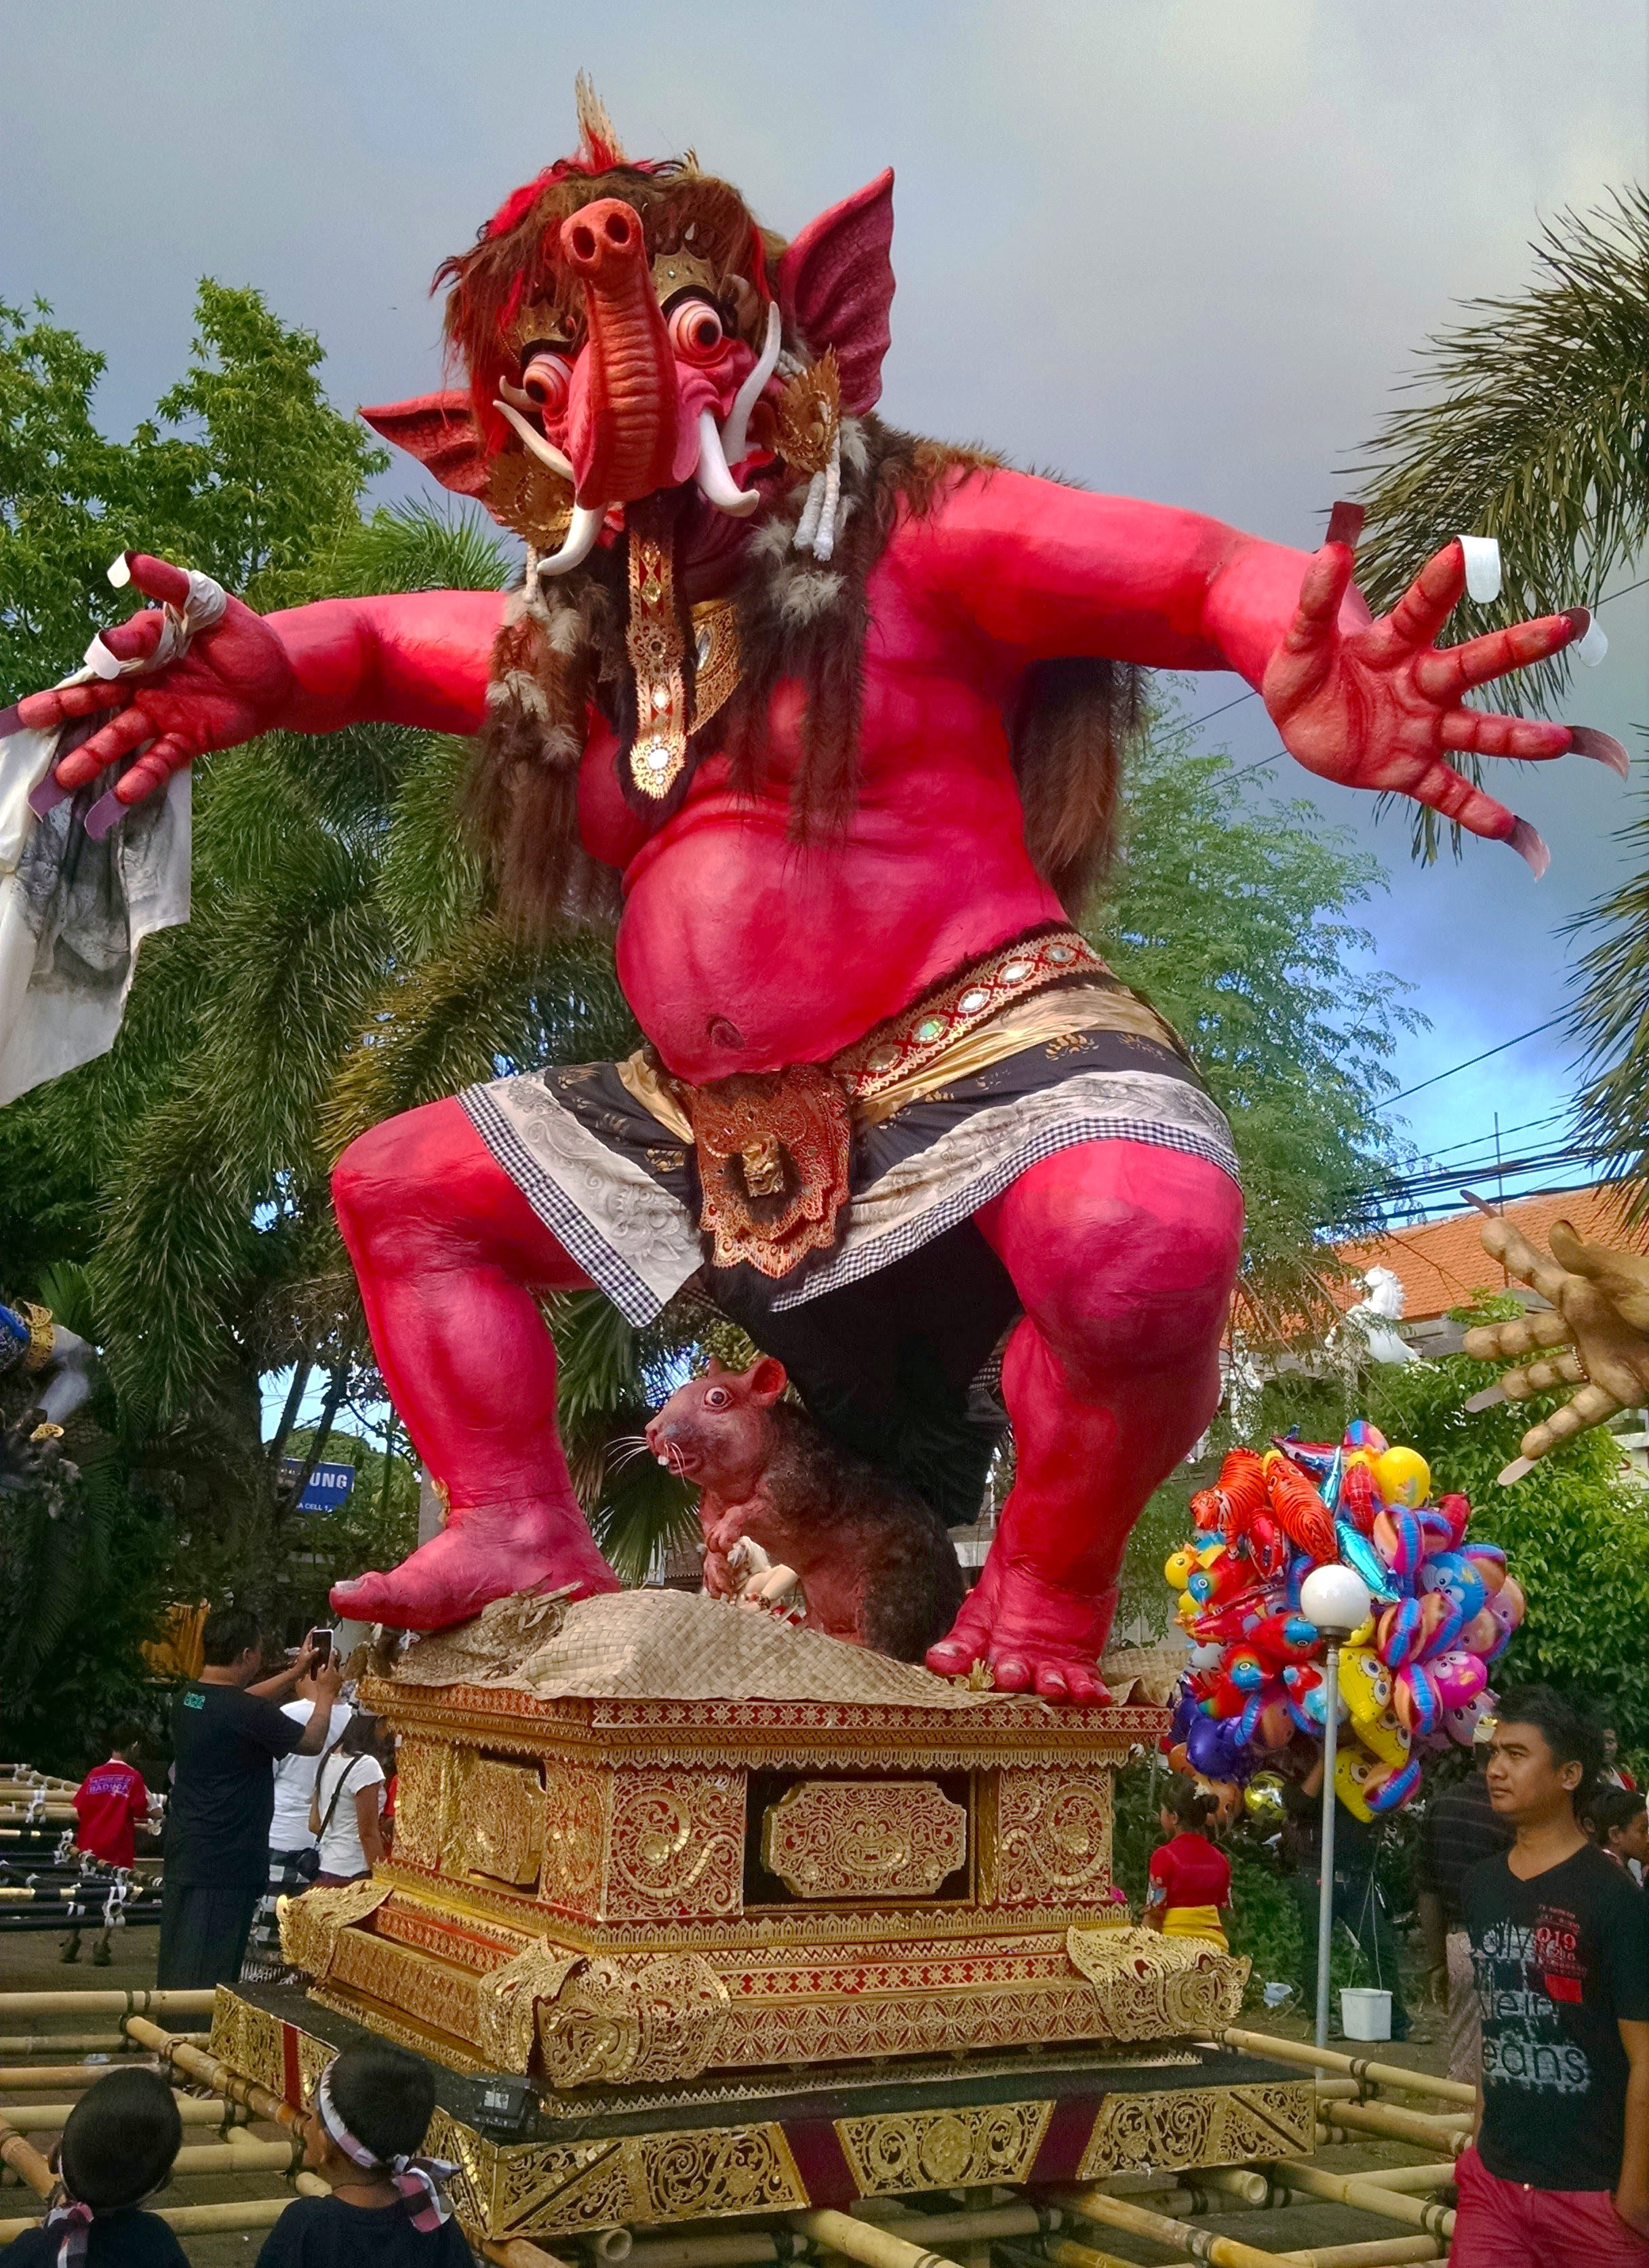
xmin=327 ymin=1096 xmax=620 ymax=1630
xmin=926 ymin=1140 xmax=1242 ymax=1702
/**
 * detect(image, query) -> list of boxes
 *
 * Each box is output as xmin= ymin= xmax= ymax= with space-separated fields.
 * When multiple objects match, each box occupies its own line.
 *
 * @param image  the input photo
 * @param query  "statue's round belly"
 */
xmin=616 ymin=791 xmax=1064 ymax=1083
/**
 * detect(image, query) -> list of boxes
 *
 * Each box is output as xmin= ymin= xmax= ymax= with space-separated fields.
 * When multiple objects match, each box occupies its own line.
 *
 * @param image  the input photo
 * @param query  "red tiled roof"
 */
xmin=1334 ymin=1184 xmax=1647 ymax=1323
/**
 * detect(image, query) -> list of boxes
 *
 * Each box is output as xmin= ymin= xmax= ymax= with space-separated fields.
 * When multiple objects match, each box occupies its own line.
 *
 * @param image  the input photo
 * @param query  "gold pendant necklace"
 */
xmin=625 ymin=530 xmax=740 ymax=801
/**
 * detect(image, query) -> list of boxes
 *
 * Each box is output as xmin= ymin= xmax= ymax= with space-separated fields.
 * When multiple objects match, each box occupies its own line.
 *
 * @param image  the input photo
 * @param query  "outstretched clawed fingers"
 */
xmin=1439 ymin=711 xmax=1574 ymax=762
xmin=117 ymin=553 xmax=195 ymax=610
xmin=49 ymin=706 xmax=160 ymax=791
xmin=1386 ymin=539 xmax=1469 ymax=650
xmin=1416 ymin=610 xmax=1585 ymax=703
xmin=115 ymin=734 xmax=195 ymax=804
xmin=7 ymin=681 xmax=130 ymax=737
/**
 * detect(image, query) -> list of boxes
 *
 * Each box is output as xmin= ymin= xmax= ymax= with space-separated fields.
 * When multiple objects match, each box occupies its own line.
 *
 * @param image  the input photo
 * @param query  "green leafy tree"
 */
xmin=1091 ymin=699 xmax=1418 ymax=1341
xmin=1348 ymin=189 xmax=1649 ymax=1205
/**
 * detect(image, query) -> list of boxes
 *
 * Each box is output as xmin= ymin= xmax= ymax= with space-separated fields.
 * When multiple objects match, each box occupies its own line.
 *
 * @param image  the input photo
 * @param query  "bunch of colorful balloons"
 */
xmin=1164 ymin=1423 xmax=1524 ymax=1821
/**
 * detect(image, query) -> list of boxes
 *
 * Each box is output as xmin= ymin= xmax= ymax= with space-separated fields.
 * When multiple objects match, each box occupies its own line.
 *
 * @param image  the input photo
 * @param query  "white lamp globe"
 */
xmin=1300 ymin=1563 xmax=1373 ymax=1640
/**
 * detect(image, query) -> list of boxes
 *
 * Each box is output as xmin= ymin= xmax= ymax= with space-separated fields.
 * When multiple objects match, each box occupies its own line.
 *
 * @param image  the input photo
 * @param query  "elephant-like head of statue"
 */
xmin=363 ymin=80 xmax=896 ymax=583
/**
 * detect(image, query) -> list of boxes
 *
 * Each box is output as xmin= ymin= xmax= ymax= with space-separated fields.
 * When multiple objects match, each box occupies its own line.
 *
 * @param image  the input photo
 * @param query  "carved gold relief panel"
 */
xmin=606 ymin=1770 xmax=744 ymax=1919
xmin=1077 ymin=2080 xmax=1315 ymax=2176
xmin=390 ymin=1736 xmax=446 ymax=1872
xmin=441 ymin=1751 xmax=545 ymax=1890
xmin=761 ymin=1779 xmax=967 ymax=1900
xmin=980 ymin=1767 xmax=1114 ymax=1906
xmin=836 ymin=2100 xmax=1052 ymax=2193
xmin=539 ymin=1759 xmax=609 ymax=1918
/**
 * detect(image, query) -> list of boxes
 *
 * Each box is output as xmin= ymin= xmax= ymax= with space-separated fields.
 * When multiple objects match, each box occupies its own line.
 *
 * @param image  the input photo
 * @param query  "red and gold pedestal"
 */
xmin=207 ymin=1596 xmax=1314 ymax=2246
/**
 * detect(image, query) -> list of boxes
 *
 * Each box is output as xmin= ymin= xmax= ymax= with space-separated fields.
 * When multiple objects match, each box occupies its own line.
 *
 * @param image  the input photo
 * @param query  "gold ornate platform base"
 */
xmin=281 ymin=1592 xmax=1250 ymax=2092
xmin=210 ymin=1983 xmax=1316 ymax=2243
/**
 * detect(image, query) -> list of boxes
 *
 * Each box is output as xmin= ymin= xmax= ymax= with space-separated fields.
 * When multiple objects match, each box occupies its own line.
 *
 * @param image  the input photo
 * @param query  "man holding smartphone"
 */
xmin=158 ymin=1607 xmax=344 ymax=1988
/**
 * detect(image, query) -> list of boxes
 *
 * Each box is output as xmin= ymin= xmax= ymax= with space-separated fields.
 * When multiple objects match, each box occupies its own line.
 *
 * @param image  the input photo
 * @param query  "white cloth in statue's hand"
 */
xmin=0 ymin=587 xmax=210 ymax=1106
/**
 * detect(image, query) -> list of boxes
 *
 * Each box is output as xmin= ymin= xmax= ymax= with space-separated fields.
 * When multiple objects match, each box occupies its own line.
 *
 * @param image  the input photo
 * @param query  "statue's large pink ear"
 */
xmin=359 ymin=392 xmax=492 ymax=499
xmin=776 ymin=170 xmax=894 ymax=417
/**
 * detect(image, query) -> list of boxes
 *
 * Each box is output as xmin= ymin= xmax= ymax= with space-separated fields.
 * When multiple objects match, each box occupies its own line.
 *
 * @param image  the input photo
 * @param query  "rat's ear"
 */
xmin=705 ymin=1356 xmax=727 ymax=1375
xmin=746 ymin=1357 xmax=788 ymax=1405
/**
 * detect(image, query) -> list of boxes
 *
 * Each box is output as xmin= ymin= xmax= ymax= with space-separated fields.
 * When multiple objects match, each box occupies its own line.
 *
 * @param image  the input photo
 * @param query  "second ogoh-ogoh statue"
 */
xmin=10 ymin=88 xmax=1612 ymax=1696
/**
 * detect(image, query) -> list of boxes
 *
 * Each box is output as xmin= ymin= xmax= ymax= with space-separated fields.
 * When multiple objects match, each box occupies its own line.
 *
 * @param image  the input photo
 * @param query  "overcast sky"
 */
xmin=5 ymin=0 xmax=1647 ymax=1218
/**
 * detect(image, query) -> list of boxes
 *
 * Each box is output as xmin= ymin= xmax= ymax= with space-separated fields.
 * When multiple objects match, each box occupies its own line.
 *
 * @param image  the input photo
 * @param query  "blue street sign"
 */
xmin=279 ymin=1458 xmax=357 ymax=1513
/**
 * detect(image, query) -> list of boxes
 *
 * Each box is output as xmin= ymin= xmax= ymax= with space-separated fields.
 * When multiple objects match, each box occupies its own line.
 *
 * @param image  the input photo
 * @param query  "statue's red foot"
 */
xmin=329 ymin=1494 xmax=620 ymax=1633
xmin=926 ymin=1557 xmax=1115 ymax=1704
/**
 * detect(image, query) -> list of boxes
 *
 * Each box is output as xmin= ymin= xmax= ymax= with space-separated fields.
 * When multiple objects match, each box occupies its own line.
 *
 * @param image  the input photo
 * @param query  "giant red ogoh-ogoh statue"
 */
xmin=13 ymin=90 xmax=1614 ymax=1698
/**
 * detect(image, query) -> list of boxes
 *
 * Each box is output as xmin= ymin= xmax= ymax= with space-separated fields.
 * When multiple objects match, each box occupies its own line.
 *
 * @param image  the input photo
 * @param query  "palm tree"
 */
xmin=1353 ymin=187 xmax=1649 ymax=1209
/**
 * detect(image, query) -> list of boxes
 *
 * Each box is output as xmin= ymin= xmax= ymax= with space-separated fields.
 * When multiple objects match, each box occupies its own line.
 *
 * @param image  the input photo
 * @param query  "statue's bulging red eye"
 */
xmin=521 ymin=351 xmax=572 ymax=416
xmin=705 ymin=1386 xmax=730 ymax=1408
xmin=667 ymin=298 xmax=727 ymax=365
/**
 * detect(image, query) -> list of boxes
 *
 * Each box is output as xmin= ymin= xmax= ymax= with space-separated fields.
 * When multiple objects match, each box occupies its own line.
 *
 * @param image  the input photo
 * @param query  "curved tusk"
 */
xmin=719 ymin=302 xmax=782 ymax=467
xmin=492 ymin=397 xmax=576 ymax=484
xmin=536 ymin=502 xmax=604 ymax=579
xmin=695 ymin=410 xmax=761 ymax=519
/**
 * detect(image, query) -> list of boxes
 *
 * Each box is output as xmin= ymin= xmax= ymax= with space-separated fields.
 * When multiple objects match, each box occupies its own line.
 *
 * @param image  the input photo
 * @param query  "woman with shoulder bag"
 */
xmin=309 ymin=1714 xmax=388 ymax=1887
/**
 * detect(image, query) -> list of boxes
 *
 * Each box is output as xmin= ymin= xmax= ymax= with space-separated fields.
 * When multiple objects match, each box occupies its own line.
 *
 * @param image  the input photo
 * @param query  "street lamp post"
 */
xmin=1299 ymin=1563 xmax=1374 ymax=2051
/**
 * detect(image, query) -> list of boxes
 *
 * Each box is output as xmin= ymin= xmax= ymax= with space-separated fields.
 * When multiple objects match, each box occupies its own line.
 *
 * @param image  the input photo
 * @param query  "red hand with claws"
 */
xmin=1262 ymin=505 xmax=1624 ymax=872
xmin=7 ymin=555 xmax=297 ymax=818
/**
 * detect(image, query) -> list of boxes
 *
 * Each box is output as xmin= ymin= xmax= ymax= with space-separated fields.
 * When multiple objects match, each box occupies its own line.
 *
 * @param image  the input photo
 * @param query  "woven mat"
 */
xmin=391 ymin=1588 xmax=1166 ymax=1713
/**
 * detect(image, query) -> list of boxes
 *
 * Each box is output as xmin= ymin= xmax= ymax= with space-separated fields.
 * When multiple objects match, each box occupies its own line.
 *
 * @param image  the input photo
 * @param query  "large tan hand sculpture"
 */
xmin=1461 ymin=1209 xmax=1649 ymax=1483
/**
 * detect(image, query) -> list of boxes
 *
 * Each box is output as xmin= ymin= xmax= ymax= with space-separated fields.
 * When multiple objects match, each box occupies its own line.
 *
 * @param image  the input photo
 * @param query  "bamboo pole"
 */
xmin=1034 ymin=2242 xmax=1145 ymax=2268
xmin=878 ymin=2208 xmax=1044 ymax=2247
xmin=792 ymin=2208 xmax=966 ymax=2268
xmin=0 ymin=2113 xmax=53 ymax=2200
xmin=121 ymin=2014 xmax=298 ymax=2131
xmin=1322 ymin=2166 xmax=1456 ymax=2195
xmin=626 ymin=2237 xmax=786 ymax=2268
xmin=0 ymin=2062 xmax=166 ymax=2088
xmin=1048 ymin=2190 xmax=1288 ymax=2268
xmin=1316 ymin=2100 xmax=1469 ymax=2154
xmin=1255 ymin=2163 xmax=1454 ymax=2240
xmin=0 ymin=2032 xmax=207 ymax=2057
xmin=1212 ymin=2027 xmax=1476 ymax=2108
xmin=485 ymin=2242 xmax=582 ymax=2268
xmin=0 ymin=1991 xmax=214 ymax=2021
xmin=167 ymin=2136 xmax=302 ymax=2176
xmin=1279 ymin=2243 xmax=1440 ymax=2267
xmin=0 ymin=2094 xmax=245 ymax=2129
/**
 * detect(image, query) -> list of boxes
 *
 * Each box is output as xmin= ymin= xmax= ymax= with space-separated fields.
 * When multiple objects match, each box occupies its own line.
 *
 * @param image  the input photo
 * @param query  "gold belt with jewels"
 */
xmin=617 ymin=928 xmax=1188 ymax=1281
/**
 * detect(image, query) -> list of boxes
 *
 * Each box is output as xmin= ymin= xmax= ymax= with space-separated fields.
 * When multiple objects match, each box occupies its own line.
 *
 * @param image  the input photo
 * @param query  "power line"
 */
xmin=1385 ymin=1015 xmax=1565 ymax=1106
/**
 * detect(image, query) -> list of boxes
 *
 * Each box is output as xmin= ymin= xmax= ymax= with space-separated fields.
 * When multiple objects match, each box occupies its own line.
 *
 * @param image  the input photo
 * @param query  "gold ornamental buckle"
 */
xmin=686 ymin=1065 xmax=852 ymax=1279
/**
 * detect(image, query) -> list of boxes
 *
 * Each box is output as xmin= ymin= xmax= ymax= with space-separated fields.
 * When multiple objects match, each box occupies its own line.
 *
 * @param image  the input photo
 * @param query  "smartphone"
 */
xmin=304 ymin=1626 xmax=333 ymax=1668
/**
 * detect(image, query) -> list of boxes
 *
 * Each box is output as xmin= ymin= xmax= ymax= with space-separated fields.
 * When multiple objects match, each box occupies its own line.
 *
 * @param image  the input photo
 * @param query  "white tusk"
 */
xmin=536 ymin=502 xmax=604 ymax=578
xmin=492 ymin=397 xmax=576 ymax=484
xmin=695 ymin=410 xmax=760 ymax=518
xmin=719 ymin=302 xmax=782 ymax=467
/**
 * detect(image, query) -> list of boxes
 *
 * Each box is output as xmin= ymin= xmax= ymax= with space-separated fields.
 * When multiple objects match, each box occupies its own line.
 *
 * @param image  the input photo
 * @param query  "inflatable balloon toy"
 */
xmin=1164 ymin=1420 xmax=1522 ymax=1819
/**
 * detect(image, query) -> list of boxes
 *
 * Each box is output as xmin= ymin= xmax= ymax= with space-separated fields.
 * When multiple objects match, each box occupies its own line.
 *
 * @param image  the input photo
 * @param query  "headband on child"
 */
xmin=44 ymin=2196 xmax=94 ymax=2268
xmin=315 ymin=2065 xmax=457 ymax=2232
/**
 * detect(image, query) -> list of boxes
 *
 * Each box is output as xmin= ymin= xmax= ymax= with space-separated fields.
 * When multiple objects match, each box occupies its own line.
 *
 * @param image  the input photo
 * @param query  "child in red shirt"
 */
xmin=1145 ymin=1780 xmax=1233 ymax=1951
xmin=73 ymin=1730 xmax=151 ymax=1871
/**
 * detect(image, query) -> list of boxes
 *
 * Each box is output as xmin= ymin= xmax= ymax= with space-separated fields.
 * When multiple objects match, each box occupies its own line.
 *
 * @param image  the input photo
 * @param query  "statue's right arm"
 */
xmin=9 ymin=553 xmax=508 ymax=819
xmin=273 ymin=589 xmax=505 ymax=739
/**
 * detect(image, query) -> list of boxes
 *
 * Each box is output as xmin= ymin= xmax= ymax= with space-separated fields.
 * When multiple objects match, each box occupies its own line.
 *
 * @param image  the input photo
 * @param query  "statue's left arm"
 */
xmin=901 ymin=468 xmax=1621 ymax=867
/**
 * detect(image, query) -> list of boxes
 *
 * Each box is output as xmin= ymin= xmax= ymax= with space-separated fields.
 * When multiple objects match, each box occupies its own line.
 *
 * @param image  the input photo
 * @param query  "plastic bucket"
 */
xmin=1340 ymin=1986 xmax=1392 ymax=2041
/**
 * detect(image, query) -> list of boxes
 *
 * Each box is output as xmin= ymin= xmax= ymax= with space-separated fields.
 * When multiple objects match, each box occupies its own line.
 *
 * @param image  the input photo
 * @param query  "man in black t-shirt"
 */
xmin=1454 ymin=1685 xmax=1649 ymax=2266
xmin=158 ymin=1606 xmax=343 ymax=1988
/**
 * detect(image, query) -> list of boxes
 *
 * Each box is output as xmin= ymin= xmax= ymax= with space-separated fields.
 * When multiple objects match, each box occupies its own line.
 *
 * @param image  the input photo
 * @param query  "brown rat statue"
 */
xmin=644 ymin=1358 xmax=967 ymax=1663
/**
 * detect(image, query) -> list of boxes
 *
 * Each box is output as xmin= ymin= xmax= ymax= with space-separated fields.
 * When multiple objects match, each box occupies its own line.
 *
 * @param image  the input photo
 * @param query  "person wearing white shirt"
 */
xmin=239 ymin=1673 xmax=353 ymax=1985
xmin=310 ymin=1716 xmax=388 ymax=1886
